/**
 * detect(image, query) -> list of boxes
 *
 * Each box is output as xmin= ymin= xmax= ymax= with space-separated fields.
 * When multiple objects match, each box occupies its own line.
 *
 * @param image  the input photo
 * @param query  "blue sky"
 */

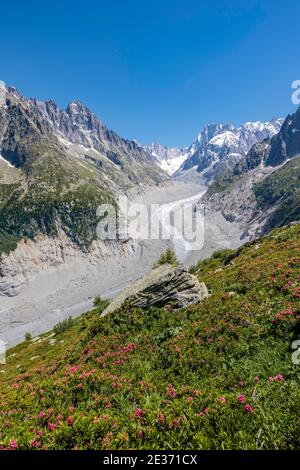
xmin=1 ymin=0 xmax=300 ymax=146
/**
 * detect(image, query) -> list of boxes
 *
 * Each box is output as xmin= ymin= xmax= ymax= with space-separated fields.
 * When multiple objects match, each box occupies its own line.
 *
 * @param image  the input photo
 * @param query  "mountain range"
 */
xmin=0 ymin=86 xmax=168 ymax=252
xmin=1 ymin=84 xmax=300 ymax=299
xmin=197 ymin=106 xmax=300 ymax=240
xmin=145 ymin=119 xmax=283 ymax=179
xmin=1 ymin=85 xmax=300 ymax=451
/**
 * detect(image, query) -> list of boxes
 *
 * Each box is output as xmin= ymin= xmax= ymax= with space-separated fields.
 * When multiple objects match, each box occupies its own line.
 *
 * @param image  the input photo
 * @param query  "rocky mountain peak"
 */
xmin=175 ymin=118 xmax=283 ymax=182
xmin=265 ymin=107 xmax=300 ymax=166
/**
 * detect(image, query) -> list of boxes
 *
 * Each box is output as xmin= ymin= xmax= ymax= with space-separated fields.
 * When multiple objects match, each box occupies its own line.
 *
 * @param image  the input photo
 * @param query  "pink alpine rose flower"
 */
xmin=67 ymin=416 xmax=74 ymax=426
xmin=244 ymin=404 xmax=254 ymax=413
xmin=134 ymin=408 xmax=144 ymax=418
xmin=237 ymin=394 xmax=246 ymax=403
xmin=218 ymin=396 xmax=226 ymax=404
xmin=9 ymin=439 xmax=18 ymax=450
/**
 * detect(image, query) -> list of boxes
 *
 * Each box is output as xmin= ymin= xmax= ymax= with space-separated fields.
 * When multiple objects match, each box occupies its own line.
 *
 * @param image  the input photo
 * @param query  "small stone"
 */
xmin=30 ymin=355 xmax=40 ymax=361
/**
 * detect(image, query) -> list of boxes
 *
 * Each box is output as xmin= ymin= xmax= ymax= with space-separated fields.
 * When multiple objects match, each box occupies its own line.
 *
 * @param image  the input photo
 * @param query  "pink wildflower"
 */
xmin=67 ymin=416 xmax=74 ymax=426
xmin=167 ymin=383 xmax=177 ymax=398
xmin=237 ymin=394 xmax=246 ymax=403
xmin=134 ymin=408 xmax=144 ymax=418
xmin=218 ymin=396 xmax=226 ymax=404
xmin=9 ymin=439 xmax=18 ymax=450
xmin=274 ymin=374 xmax=284 ymax=382
xmin=197 ymin=407 xmax=209 ymax=417
xmin=244 ymin=404 xmax=254 ymax=413
xmin=48 ymin=423 xmax=55 ymax=432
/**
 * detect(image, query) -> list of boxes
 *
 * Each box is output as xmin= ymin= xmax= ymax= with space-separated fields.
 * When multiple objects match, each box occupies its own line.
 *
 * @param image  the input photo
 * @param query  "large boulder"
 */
xmin=101 ymin=264 xmax=209 ymax=317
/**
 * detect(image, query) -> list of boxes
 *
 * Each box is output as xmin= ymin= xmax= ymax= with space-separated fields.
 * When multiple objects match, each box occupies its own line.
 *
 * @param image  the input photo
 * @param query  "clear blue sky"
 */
xmin=1 ymin=0 xmax=300 ymax=147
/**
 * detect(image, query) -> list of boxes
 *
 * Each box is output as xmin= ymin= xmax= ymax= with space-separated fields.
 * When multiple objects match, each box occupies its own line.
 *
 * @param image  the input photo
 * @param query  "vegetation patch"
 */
xmin=0 ymin=224 xmax=299 ymax=450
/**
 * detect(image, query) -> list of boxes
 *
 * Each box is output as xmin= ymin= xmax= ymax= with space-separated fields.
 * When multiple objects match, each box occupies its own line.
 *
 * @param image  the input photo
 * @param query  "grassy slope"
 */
xmin=254 ymin=156 xmax=300 ymax=232
xmin=0 ymin=224 xmax=299 ymax=450
xmin=0 ymin=142 xmax=115 ymax=250
xmin=0 ymin=228 xmax=20 ymax=259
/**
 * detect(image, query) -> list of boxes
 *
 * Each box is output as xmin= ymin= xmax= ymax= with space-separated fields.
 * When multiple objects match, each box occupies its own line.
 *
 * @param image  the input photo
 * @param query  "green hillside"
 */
xmin=254 ymin=156 xmax=300 ymax=232
xmin=0 ymin=228 xmax=20 ymax=258
xmin=0 ymin=223 xmax=299 ymax=450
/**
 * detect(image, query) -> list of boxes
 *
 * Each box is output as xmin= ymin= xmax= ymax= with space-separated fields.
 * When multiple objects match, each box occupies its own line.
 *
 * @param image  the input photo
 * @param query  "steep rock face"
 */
xmin=266 ymin=107 xmax=300 ymax=166
xmin=101 ymin=264 xmax=209 ymax=317
xmin=0 ymin=86 xmax=169 ymax=247
xmin=31 ymin=97 xmax=162 ymax=171
xmin=235 ymin=107 xmax=300 ymax=173
xmin=198 ymin=154 xmax=300 ymax=243
xmin=199 ymin=166 xmax=276 ymax=242
xmin=180 ymin=124 xmax=233 ymax=173
xmin=0 ymin=85 xmax=169 ymax=293
xmin=0 ymin=230 xmax=136 ymax=297
xmin=175 ymin=119 xmax=283 ymax=182
xmin=0 ymin=86 xmax=168 ymax=187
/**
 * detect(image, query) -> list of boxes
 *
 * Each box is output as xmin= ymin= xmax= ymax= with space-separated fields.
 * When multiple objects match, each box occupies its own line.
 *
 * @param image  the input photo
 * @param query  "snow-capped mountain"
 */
xmin=174 ymin=118 xmax=284 ymax=182
xmin=144 ymin=142 xmax=188 ymax=175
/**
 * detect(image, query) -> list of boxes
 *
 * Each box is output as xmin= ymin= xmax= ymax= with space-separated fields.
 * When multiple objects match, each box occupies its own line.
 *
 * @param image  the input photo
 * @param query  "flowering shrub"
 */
xmin=0 ymin=224 xmax=299 ymax=450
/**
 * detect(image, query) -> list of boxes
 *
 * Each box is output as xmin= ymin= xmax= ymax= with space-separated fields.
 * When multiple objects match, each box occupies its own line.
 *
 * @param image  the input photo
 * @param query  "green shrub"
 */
xmin=154 ymin=247 xmax=179 ymax=267
xmin=93 ymin=296 xmax=109 ymax=311
xmin=0 ymin=224 xmax=300 ymax=450
xmin=53 ymin=316 xmax=74 ymax=335
xmin=224 ymin=282 xmax=248 ymax=294
xmin=24 ymin=332 xmax=32 ymax=342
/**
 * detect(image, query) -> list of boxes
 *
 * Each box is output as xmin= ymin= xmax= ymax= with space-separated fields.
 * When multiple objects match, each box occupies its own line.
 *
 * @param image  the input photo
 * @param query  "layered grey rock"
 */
xmin=101 ymin=264 xmax=209 ymax=317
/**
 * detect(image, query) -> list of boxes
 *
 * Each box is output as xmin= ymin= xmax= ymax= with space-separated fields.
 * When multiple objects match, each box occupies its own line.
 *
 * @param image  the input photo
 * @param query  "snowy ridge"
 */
xmin=143 ymin=142 xmax=188 ymax=175
xmin=174 ymin=118 xmax=284 ymax=182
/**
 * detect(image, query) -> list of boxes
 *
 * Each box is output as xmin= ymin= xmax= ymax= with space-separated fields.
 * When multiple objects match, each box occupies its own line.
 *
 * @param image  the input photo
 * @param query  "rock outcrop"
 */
xmin=101 ymin=264 xmax=209 ymax=317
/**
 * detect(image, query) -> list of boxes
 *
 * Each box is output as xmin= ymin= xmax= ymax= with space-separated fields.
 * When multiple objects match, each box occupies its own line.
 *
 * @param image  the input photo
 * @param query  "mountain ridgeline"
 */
xmin=0 ymin=86 xmax=169 ymax=253
xmin=174 ymin=119 xmax=284 ymax=181
xmin=145 ymin=119 xmax=283 ymax=178
xmin=200 ymin=106 xmax=300 ymax=240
